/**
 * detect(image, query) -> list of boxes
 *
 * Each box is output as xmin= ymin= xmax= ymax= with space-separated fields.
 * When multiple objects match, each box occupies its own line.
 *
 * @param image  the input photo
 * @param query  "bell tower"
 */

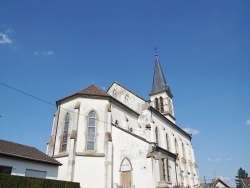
xmin=149 ymin=52 xmax=175 ymax=123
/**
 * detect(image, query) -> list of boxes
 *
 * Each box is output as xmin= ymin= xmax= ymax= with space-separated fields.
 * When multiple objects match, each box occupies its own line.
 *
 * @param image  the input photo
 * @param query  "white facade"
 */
xmin=46 ymin=53 xmax=199 ymax=188
xmin=0 ymin=156 xmax=59 ymax=179
xmin=46 ymin=82 xmax=199 ymax=188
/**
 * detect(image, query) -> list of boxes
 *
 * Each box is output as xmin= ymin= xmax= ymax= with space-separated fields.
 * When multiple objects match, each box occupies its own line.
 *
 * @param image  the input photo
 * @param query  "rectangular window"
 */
xmin=0 ymin=165 xmax=12 ymax=174
xmin=25 ymin=169 xmax=46 ymax=179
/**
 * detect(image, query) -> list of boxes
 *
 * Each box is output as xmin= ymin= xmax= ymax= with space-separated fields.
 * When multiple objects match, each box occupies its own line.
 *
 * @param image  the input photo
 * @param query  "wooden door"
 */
xmin=121 ymin=171 xmax=131 ymax=188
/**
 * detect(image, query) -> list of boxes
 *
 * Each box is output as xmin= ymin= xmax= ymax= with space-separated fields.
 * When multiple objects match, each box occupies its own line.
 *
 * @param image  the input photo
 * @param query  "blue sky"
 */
xmin=0 ymin=1 xmax=249 ymax=187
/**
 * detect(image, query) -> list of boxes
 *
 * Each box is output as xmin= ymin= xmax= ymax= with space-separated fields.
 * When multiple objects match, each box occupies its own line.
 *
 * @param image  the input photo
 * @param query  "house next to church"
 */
xmin=46 ymin=53 xmax=200 ymax=188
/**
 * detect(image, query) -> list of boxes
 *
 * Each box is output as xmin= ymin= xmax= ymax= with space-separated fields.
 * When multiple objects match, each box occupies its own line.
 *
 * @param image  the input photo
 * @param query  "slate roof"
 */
xmin=77 ymin=85 xmax=110 ymax=96
xmin=0 ymin=139 xmax=61 ymax=166
xmin=150 ymin=54 xmax=173 ymax=97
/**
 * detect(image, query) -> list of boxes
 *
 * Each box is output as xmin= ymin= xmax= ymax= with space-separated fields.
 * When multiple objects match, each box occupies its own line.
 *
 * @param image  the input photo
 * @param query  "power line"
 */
xmin=0 ymin=81 xmax=107 ymax=123
xmin=0 ymin=81 xmax=147 ymax=133
xmin=0 ymin=81 xmax=55 ymax=106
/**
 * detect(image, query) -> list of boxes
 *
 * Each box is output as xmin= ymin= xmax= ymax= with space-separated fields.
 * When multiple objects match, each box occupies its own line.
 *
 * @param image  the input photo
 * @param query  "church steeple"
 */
xmin=149 ymin=52 xmax=175 ymax=122
xmin=150 ymin=53 xmax=173 ymax=98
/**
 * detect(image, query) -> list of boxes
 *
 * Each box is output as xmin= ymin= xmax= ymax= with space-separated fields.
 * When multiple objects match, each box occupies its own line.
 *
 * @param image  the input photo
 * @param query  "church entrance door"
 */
xmin=121 ymin=171 xmax=131 ymax=188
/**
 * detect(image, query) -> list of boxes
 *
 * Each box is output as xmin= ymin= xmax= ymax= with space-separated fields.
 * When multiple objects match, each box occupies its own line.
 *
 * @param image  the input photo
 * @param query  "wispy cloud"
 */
xmin=246 ymin=119 xmax=250 ymax=125
xmin=0 ymin=33 xmax=12 ymax=44
xmin=101 ymin=86 xmax=106 ymax=91
xmin=183 ymin=128 xmax=200 ymax=135
xmin=208 ymin=157 xmax=221 ymax=162
xmin=209 ymin=157 xmax=232 ymax=162
xmin=4 ymin=28 xmax=15 ymax=34
xmin=34 ymin=50 xmax=55 ymax=56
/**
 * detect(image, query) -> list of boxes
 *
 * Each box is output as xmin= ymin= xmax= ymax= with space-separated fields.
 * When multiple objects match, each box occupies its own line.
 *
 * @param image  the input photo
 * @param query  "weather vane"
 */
xmin=154 ymin=47 xmax=158 ymax=55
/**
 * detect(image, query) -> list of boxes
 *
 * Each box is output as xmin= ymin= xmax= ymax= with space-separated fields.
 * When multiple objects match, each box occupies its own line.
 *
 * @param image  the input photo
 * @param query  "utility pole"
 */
xmin=204 ymin=176 xmax=207 ymax=188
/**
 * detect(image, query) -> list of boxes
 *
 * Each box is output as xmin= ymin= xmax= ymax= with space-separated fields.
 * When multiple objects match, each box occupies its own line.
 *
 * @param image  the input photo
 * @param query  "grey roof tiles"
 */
xmin=0 ymin=139 xmax=61 ymax=165
xmin=150 ymin=54 xmax=172 ymax=97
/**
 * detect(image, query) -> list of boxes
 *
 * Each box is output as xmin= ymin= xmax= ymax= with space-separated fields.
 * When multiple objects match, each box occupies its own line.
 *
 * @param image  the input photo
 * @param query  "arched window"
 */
xmin=87 ymin=111 xmax=96 ymax=151
xmin=61 ymin=113 xmax=69 ymax=152
xmin=168 ymin=98 xmax=173 ymax=115
xmin=166 ymin=133 xmax=169 ymax=150
xmin=182 ymin=142 xmax=186 ymax=158
xmin=155 ymin=127 xmax=159 ymax=146
xmin=175 ymin=138 xmax=179 ymax=154
xmin=162 ymin=158 xmax=171 ymax=182
xmin=160 ymin=97 xmax=164 ymax=113
xmin=154 ymin=98 xmax=159 ymax=111
xmin=166 ymin=159 xmax=171 ymax=182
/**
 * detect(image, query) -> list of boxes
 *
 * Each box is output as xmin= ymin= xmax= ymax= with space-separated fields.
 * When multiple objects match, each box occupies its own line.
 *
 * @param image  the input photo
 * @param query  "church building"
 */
xmin=46 ymin=53 xmax=200 ymax=188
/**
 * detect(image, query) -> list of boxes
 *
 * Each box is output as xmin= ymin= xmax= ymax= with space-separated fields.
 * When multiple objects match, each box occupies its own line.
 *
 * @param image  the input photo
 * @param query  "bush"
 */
xmin=0 ymin=173 xmax=80 ymax=188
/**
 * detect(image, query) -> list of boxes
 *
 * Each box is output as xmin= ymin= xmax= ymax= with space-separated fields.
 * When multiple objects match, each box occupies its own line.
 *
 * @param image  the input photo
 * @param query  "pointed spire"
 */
xmin=149 ymin=53 xmax=173 ymax=97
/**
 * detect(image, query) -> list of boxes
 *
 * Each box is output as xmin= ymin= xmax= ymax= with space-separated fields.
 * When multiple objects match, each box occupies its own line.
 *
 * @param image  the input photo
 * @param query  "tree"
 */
xmin=235 ymin=167 xmax=249 ymax=188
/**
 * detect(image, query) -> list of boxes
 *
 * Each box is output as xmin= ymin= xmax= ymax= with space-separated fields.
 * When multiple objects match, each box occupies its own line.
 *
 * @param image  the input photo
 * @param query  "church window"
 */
xmin=154 ymin=98 xmax=159 ymax=111
xmin=175 ymin=138 xmax=179 ymax=154
xmin=162 ymin=158 xmax=171 ymax=182
xmin=166 ymin=159 xmax=171 ymax=182
xmin=61 ymin=113 xmax=69 ymax=152
xmin=162 ymin=159 xmax=166 ymax=181
xmin=155 ymin=127 xmax=159 ymax=146
xmin=168 ymin=98 xmax=173 ymax=115
xmin=182 ymin=142 xmax=186 ymax=158
xmin=182 ymin=142 xmax=188 ymax=175
xmin=166 ymin=133 xmax=169 ymax=150
xmin=87 ymin=111 xmax=96 ymax=151
xmin=160 ymin=97 xmax=164 ymax=113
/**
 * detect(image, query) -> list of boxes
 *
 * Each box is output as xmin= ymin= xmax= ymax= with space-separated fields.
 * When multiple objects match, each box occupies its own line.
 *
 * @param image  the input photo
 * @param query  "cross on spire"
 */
xmin=150 ymin=52 xmax=173 ymax=98
xmin=154 ymin=47 xmax=158 ymax=55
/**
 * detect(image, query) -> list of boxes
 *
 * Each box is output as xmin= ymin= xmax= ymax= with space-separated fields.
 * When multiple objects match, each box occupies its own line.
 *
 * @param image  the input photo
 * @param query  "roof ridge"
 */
xmin=0 ymin=139 xmax=35 ymax=149
xmin=77 ymin=84 xmax=110 ymax=96
xmin=108 ymin=82 xmax=147 ymax=102
xmin=0 ymin=139 xmax=61 ymax=165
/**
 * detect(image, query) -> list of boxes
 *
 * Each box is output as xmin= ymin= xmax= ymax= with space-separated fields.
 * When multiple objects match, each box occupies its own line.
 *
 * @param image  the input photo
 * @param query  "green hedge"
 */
xmin=0 ymin=173 xmax=80 ymax=188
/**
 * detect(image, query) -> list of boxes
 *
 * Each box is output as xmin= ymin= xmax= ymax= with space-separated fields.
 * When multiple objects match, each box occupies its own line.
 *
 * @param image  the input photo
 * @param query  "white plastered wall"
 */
xmin=112 ymin=126 xmax=153 ymax=188
xmin=150 ymin=111 xmax=198 ymax=187
xmin=0 ymin=156 xmax=59 ymax=179
xmin=107 ymin=83 xmax=146 ymax=114
xmin=52 ymin=97 xmax=109 ymax=187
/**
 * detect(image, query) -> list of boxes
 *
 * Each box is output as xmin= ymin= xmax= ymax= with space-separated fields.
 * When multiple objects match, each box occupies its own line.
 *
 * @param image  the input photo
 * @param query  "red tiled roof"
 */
xmin=0 ymin=139 xmax=61 ymax=166
xmin=77 ymin=85 xmax=110 ymax=96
